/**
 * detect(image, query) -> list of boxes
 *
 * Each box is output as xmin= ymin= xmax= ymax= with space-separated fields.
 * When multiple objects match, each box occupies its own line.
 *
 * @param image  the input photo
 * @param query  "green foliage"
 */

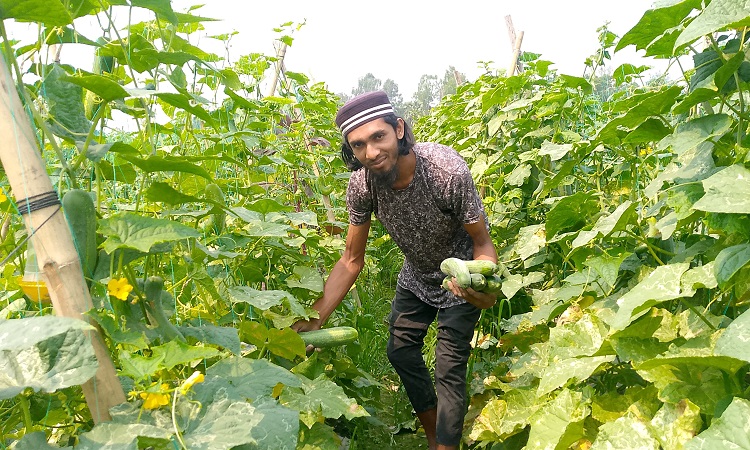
xmin=416 ymin=1 xmax=750 ymax=448
xmin=2 ymin=0 xmax=750 ymax=448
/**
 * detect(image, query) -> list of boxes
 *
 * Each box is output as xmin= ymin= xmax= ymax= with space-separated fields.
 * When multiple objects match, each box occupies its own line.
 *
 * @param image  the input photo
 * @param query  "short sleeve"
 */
xmin=445 ymin=160 xmax=484 ymax=225
xmin=346 ymin=169 xmax=373 ymax=225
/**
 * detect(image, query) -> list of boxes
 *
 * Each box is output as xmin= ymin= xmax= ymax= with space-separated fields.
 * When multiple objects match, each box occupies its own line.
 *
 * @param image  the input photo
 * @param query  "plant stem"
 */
xmin=171 ymin=390 xmax=188 ymax=450
xmin=17 ymin=395 xmax=33 ymax=433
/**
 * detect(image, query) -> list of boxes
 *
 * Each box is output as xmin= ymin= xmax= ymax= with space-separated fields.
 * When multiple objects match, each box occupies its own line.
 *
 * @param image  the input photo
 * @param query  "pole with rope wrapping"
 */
xmin=0 ymin=54 xmax=125 ymax=422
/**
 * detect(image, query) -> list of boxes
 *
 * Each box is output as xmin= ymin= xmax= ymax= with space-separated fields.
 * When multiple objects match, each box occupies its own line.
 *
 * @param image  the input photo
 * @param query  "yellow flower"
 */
xmin=0 ymin=189 xmax=7 ymax=203
xmin=139 ymin=383 xmax=171 ymax=410
xmin=107 ymin=277 xmax=133 ymax=301
xmin=179 ymin=371 xmax=205 ymax=395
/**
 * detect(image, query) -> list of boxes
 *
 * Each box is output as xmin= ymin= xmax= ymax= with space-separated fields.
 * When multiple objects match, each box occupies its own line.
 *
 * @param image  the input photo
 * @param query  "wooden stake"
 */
xmin=505 ymin=15 xmax=524 ymax=76
xmin=0 ymin=55 xmax=125 ymax=422
xmin=508 ymin=31 xmax=525 ymax=76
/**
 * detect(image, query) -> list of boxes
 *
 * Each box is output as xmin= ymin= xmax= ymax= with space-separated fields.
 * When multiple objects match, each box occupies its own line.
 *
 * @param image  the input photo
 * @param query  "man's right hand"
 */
xmin=291 ymin=317 xmax=323 ymax=333
xmin=291 ymin=317 xmax=323 ymax=354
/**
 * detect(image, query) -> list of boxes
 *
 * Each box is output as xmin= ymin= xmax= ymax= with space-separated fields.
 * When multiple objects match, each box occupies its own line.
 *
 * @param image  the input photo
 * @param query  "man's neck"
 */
xmin=391 ymin=150 xmax=416 ymax=190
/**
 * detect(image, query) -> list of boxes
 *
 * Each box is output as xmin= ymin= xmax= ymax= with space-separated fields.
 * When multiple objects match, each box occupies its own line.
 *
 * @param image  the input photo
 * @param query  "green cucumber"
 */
xmin=204 ymin=182 xmax=226 ymax=235
xmin=143 ymin=276 xmax=185 ymax=343
xmin=441 ymin=276 xmax=452 ymax=290
xmin=484 ymin=274 xmax=503 ymax=294
xmin=440 ymin=257 xmax=471 ymax=288
xmin=470 ymin=273 xmax=487 ymax=291
xmin=62 ymin=189 xmax=98 ymax=279
xmin=464 ymin=259 xmax=497 ymax=276
xmin=299 ymin=326 xmax=358 ymax=348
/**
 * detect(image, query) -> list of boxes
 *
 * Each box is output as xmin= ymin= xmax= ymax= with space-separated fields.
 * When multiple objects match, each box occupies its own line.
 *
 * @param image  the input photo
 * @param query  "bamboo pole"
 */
xmin=508 ymin=31 xmax=524 ymax=76
xmin=0 ymin=54 xmax=125 ymax=422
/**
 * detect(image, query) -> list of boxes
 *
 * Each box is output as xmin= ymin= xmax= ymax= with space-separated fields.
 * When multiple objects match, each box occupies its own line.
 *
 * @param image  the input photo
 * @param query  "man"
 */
xmin=293 ymin=91 xmax=498 ymax=450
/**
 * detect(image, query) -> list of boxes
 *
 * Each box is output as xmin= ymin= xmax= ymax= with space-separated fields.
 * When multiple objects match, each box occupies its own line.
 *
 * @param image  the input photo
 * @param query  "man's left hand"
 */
xmin=446 ymin=278 xmax=498 ymax=309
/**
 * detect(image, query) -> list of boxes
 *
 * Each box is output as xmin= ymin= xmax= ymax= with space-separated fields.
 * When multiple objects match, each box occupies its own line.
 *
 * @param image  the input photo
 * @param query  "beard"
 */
xmin=371 ymin=159 xmax=400 ymax=188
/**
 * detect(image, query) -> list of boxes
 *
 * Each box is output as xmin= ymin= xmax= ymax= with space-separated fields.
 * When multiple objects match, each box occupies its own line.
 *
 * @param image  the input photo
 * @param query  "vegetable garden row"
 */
xmin=1 ymin=0 xmax=750 ymax=449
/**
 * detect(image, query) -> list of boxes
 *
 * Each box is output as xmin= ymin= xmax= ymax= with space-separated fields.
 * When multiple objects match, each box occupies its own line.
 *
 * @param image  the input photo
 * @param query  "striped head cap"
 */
xmin=335 ymin=91 xmax=395 ymax=138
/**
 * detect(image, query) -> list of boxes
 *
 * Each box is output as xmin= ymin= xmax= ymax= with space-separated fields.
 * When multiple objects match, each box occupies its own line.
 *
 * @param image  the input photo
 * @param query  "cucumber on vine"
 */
xmin=299 ymin=326 xmax=358 ymax=348
xmin=204 ymin=182 xmax=226 ymax=235
xmin=62 ymin=189 xmax=98 ymax=280
xmin=143 ymin=276 xmax=185 ymax=343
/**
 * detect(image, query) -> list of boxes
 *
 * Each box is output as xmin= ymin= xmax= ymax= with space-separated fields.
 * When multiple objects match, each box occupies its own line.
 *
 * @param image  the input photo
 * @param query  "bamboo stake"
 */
xmin=267 ymin=41 xmax=288 ymax=97
xmin=0 ymin=54 xmax=125 ymax=422
xmin=508 ymin=31 xmax=525 ymax=76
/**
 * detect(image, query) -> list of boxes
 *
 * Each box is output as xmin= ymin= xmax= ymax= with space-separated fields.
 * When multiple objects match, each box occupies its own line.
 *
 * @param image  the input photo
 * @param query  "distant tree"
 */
xmin=405 ymin=74 xmax=440 ymax=120
xmin=440 ymin=66 xmax=465 ymax=98
xmin=352 ymin=73 xmax=382 ymax=96
xmin=382 ymin=79 xmax=404 ymax=113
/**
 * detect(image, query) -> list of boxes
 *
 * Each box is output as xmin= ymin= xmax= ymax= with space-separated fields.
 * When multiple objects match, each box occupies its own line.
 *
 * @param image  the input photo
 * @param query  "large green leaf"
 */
xmin=658 ymin=114 xmax=733 ymax=155
xmin=527 ymin=388 xmax=588 ymax=450
xmin=596 ymin=86 xmax=683 ymax=144
xmin=644 ymin=142 xmax=715 ymax=199
xmin=592 ymin=385 xmax=660 ymax=423
xmin=616 ymin=0 xmax=702 ymax=54
xmin=0 ymin=316 xmax=97 ymax=399
xmin=244 ymin=220 xmax=292 ymax=237
xmin=130 ymin=0 xmax=178 ymax=24
xmin=693 ymin=165 xmax=750 ymax=214
xmin=609 ymin=263 xmax=690 ymax=331
xmin=119 ymin=154 xmax=212 ymax=179
xmin=469 ymin=388 xmax=539 ymax=441
xmin=183 ymin=396 xmax=298 ymax=450
xmin=591 ymin=415 xmax=659 ymax=450
xmin=61 ymin=72 xmax=129 ymax=101
xmin=205 ymin=357 xmax=301 ymax=402
xmin=638 ymin=361 xmax=744 ymax=413
xmin=538 ymin=141 xmax=573 ymax=161
xmin=279 ymin=375 xmax=368 ymax=428
xmin=684 ymin=397 xmax=750 ymax=449
xmin=546 ymin=192 xmax=599 ymax=239
xmin=583 ymin=252 xmax=632 ymax=289
xmin=16 ymin=432 xmax=72 ymax=449
xmin=298 ymin=422 xmax=342 ymax=450
xmin=265 ymin=327 xmax=307 ymax=360
xmin=650 ymin=399 xmax=703 ymax=450
xmin=144 ymin=182 xmax=203 ymax=205
xmin=41 ymin=64 xmax=91 ymax=141
xmin=179 ymin=325 xmax=241 ymax=355
xmin=118 ymin=350 xmax=164 ymax=380
xmin=547 ymin=314 xmax=609 ymax=360
xmin=675 ymin=0 xmax=750 ymax=49
xmin=537 ymin=355 xmax=615 ymax=396
xmin=501 ymin=272 xmax=545 ymax=299
xmin=713 ymin=244 xmax=750 ymax=289
xmin=0 ymin=0 xmax=72 ymax=25
xmin=286 ymin=266 xmax=324 ymax=292
xmin=228 ymin=287 xmax=294 ymax=310
xmin=572 ymin=201 xmax=636 ymax=249
xmin=155 ymin=92 xmax=216 ymax=128
xmin=715 ymin=307 xmax=750 ymax=363
xmin=99 ymin=212 xmax=200 ymax=253
xmin=512 ymin=224 xmax=547 ymax=261
xmin=151 ymin=340 xmax=220 ymax=370
xmin=76 ymin=423 xmax=172 ymax=450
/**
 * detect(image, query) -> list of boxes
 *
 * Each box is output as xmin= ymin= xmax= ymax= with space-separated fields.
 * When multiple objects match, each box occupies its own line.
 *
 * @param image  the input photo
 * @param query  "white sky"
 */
xmin=6 ymin=0 xmax=681 ymax=99
xmin=168 ymin=0 xmax=677 ymax=98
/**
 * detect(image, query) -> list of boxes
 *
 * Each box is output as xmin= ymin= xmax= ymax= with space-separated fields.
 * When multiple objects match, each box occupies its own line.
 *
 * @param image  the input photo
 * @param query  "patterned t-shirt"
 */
xmin=346 ymin=142 xmax=487 ymax=308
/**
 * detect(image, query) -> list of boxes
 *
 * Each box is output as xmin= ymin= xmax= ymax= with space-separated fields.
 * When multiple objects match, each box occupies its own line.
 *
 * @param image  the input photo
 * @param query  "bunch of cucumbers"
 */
xmin=440 ymin=257 xmax=503 ymax=294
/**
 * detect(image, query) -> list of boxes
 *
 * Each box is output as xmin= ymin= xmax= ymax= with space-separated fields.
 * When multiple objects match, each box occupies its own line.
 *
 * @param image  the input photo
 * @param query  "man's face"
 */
xmin=347 ymin=118 xmax=405 ymax=180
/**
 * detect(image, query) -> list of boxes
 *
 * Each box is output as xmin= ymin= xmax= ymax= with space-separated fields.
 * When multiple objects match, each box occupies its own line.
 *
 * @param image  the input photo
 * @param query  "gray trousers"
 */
xmin=386 ymin=285 xmax=481 ymax=447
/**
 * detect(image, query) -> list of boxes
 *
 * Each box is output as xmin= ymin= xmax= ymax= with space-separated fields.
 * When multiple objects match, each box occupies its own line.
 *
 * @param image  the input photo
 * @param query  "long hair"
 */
xmin=340 ymin=114 xmax=416 ymax=171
